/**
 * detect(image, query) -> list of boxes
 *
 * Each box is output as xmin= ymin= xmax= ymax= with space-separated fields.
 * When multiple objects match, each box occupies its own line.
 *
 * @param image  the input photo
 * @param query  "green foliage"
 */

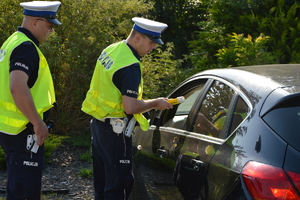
xmin=210 ymin=0 xmax=276 ymax=36
xmin=189 ymin=0 xmax=300 ymax=68
xmin=65 ymin=132 xmax=92 ymax=162
xmin=148 ymin=0 xmax=209 ymax=59
xmin=0 ymin=0 xmax=218 ymax=138
xmin=65 ymin=132 xmax=91 ymax=148
xmin=4 ymin=0 xmax=300 ymax=137
xmin=0 ymin=0 xmax=152 ymax=135
xmin=141 ymin=43 xmax=191 ymax=99
xmin=44 ymin=135 xmax=67 ymax=163
xmin=79 ymin=167 xmax=93 ymax=179
xmin=257 ymin=0 xmax=300 ymax=63
xmin=0 ymin=0 xmax=23 ymax=43
xmin=80 ymin=149 xmax=92 ymax=163
xmin=188 ymin=20 xmax=228 ymax=70
xmin=216 ymin=33 xmax=277 ymax=67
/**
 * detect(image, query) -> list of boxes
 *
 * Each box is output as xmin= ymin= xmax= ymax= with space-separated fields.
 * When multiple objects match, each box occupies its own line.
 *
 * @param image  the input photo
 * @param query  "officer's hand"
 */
xmin=156 ymin=98 xmax=173 ymax=110
xmin=33 ymin=121 xmax=49 ymax=146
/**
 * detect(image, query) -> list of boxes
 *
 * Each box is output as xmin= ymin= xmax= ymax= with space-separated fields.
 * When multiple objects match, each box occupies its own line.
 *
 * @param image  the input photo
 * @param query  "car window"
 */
xmin=193 ymin=80 xmax=235 ymax=139
xmin=230 ymin=97 xmax=250 ymax=133
xmin=164 ymin=86 xmax=203 ymax=130
xmin=263 ymin=98 xmax=300 ymax=151
xmin=175 ymin=87 xmax=201 ymax=115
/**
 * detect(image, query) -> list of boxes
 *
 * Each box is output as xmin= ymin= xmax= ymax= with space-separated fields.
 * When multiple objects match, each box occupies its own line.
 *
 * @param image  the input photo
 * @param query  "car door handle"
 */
xmin=191 ymin=159 xmax=205 ymax=170
xmin=157 ymin=149 xmax=168 ymax=158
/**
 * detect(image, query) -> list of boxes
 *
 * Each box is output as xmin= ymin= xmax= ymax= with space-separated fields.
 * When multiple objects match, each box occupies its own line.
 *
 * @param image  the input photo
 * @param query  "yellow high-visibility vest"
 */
xmin=82 ymin=41 xmax=149 ymax=131
xmin=0 ymin=31 xmax=56 ymax=134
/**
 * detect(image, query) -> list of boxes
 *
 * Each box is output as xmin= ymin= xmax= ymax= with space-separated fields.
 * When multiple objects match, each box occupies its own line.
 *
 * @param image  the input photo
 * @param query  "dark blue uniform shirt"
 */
xmin=9 ymin=27 xmax=40 ymax=89
xmin=113 ymin=42 xmax=141 ymax=99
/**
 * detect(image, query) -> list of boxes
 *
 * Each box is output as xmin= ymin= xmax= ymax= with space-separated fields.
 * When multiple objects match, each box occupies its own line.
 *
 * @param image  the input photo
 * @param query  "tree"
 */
xmin=1 ymin=0 xmax=186 ymax=135
xmin=257 ymin=0 xmax=300 ymax=63
xmin=188 ymin=0 xmax=300 ymax=69
xmin=147 ymin=0 xmax=209 ymax=60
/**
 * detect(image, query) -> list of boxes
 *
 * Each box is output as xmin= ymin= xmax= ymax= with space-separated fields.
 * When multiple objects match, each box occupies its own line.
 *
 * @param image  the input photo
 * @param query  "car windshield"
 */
xmin=263 ymin=99 xmax=300 ymax=151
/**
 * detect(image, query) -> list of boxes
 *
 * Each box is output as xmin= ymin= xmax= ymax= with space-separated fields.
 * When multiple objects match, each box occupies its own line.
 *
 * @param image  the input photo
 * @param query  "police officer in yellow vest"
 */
xmin=0 ymin=1 xmax=61 ymax=199
xmin=82 ymin=17 xmax=173 ymax=200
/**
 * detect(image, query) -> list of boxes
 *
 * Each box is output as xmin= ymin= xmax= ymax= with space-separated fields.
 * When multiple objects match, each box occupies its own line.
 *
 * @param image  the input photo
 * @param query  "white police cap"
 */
xmin=20 ymin=1 xmax=62 ymax=25
xmin=132 ymin=17 xmax=168 ymax=45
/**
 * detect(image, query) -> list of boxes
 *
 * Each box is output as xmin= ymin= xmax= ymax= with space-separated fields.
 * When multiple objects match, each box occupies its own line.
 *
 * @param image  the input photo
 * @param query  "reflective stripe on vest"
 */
xmin=82 ymin=41 xmax=149 ymax=131
xmin=0 ymin=32 xmax=56 ymax=134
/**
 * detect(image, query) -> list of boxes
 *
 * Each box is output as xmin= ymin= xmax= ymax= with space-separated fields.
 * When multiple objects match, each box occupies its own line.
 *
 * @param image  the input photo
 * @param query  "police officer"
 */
xmin=0 ymin=1 xmax=62 ymax=199
xmin=82 ymin=17 xmax=173 ymax=200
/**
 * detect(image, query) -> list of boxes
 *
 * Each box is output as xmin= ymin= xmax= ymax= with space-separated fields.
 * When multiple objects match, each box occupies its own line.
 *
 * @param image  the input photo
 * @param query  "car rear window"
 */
xmin=263 ymin=98 xmax=300 ymax=151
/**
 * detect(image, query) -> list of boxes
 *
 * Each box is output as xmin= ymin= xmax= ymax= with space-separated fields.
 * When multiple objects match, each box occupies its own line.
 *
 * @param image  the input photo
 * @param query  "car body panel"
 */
xmin=284 ymin=145 xmax=300 ymax=173
xmin=132 ymin=64 xmax=300 ymax=200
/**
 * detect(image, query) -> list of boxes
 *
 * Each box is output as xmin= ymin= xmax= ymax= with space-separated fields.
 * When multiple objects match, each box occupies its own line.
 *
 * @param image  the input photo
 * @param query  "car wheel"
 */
xmin=129 ymin=161 xmax=149 ymax=200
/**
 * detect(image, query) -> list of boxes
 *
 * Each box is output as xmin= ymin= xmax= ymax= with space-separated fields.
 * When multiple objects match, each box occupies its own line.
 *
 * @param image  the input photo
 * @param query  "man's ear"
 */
xmin=135 ymin=33 xmax=142 ymax=43
xmin=31 ymin=18 xmax=38 ymax=29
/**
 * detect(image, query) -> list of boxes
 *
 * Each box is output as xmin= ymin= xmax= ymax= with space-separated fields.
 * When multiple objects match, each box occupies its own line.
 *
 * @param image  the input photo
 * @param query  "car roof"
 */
xmin=235 ymin=64 xmax=300 ymax=87
xmin=190 ymin=64 xmax=300 ymax=115
xmin=193 ymin=64 xmax=300 ymax=93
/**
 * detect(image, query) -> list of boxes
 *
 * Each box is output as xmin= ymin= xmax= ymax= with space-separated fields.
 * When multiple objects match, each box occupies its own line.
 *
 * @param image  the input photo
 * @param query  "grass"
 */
xmin=80 ymin=148 xmax=92 ymax=163
xmin=65 ymin=132 xmax=93 ymax=178
xmin=79 ymin=166 xmax=93 ymax=179
xmin=65 ymin=132 xmax=91 ymax=148
xmin=44 ymin=135 xmax=68 ymax=163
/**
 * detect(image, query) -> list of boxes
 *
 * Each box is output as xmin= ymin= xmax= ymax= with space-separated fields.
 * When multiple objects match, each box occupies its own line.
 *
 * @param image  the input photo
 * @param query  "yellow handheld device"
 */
xmin=167 ymin=96 xmax=185 ymax=105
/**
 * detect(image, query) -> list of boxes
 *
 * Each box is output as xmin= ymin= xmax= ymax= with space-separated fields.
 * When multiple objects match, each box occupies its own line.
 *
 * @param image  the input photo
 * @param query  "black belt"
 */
xmin=97 ymin=118 xmax=110 ymax=123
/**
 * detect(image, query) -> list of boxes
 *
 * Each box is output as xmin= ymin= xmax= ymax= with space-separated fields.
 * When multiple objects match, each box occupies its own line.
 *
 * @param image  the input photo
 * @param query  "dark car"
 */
xmin=131 ymin=64 xmax=300 ymax=200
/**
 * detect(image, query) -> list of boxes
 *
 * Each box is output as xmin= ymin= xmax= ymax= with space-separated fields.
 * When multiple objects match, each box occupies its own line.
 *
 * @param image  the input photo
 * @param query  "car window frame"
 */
xmin=188 ymin=79 xmax=237 ymax=138
xmin=153 ymin=78 xmax=210 ymax=127
xmin=150 ymin=76 xmax=252 ymax=143
xmin=187 ymin=77 xmax=252 ymax=141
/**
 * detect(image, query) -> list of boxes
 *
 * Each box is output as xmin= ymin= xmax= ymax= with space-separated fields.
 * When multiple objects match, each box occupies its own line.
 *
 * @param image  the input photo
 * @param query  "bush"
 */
xmin=142 ymin=43 xmax=190 ymax=99
xmin=257 ymin=0 xmax=300 ymax=63
xmin=215 ymin=33 xmax=277 ymax=67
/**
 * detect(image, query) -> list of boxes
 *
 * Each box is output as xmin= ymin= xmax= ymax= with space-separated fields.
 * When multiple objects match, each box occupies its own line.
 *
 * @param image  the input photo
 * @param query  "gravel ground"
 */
xmin=0 ymin=144 xmax=94 ymax=200
xmin=0 ymin=144 xmax=184 ymax=200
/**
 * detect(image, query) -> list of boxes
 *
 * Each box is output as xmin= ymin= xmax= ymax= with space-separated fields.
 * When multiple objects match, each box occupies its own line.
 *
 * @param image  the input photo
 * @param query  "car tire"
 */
xmin=129 ymin=161 xmax=149 ymax=200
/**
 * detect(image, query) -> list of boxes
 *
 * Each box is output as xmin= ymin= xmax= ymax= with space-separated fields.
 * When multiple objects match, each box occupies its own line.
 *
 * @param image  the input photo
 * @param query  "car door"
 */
xmin=188 ymin=79 xmax=251 ymax=200
xmin=132 ymin=78 xmax=209 ymax=200
xmin=166 ymin=79 xmax=241 ymax=200
xmin=132 ymin=77 xmax=251 ymax=200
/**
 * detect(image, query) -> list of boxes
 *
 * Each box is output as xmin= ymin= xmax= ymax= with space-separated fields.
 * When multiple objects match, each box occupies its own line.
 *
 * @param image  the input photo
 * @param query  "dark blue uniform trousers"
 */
xmin=0 ymin=129 xmax=44 ymax=200
xmin=91 ymin=118 xmax=133 ymax=200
